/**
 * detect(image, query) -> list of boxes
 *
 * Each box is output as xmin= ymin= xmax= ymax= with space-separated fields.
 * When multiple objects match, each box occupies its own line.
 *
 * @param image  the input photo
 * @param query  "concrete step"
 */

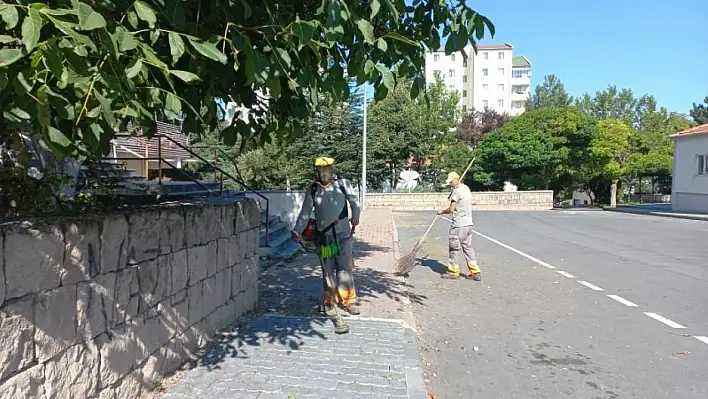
xmin=270 ymin=239 xmax=301 ymax=259
xmin=260 ymin=221 xmax=290 ymax=247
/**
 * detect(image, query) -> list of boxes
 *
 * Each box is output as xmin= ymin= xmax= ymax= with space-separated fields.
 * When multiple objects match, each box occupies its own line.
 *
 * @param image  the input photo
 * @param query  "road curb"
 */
xmin=603 ymin=207 xmax=708 ymax=222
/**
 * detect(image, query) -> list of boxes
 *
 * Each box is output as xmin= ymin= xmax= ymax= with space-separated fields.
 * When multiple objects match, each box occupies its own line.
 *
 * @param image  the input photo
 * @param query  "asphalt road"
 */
xmin=394 ymin=209 xmax=708 ymax=399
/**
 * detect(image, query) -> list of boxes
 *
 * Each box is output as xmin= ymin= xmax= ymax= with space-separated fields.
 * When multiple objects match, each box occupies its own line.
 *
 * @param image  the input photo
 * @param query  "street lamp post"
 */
xmin=361 ymin=85 xmax=368 ymax=210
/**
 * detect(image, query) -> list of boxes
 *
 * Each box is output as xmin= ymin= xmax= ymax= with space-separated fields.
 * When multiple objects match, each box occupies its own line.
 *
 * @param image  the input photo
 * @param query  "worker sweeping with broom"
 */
xmin=437 ymin=171 xmax=481 ymax=281
xmin=291 ymin=156 xmax=362 ymax=319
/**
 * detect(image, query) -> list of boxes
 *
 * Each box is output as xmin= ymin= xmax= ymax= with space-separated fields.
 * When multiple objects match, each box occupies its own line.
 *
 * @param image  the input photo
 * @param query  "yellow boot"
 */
xmin=443 ymin=264 xmax=461 ymax=279
xmin=466 ymin=264 xmax=481 ymax=281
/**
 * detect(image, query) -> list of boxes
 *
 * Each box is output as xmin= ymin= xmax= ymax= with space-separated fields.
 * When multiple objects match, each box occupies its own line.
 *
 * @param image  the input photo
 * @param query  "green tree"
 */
xmin=690 ymin=96 xmax=708 ymax=124
xmin=456 ymin=107 xmax=509 ymax=148
xmin=576 ymin=85 xmax=638 ymax=126
xmin=526 ymin=74 xmax=573 ymax=110
xmin=0 ymin=0 xmax=494 ymax=212
xmin=588 ymin=119 xmax=638 ymax=207
xmin=474 ymin=107 xmax=596 ymax=191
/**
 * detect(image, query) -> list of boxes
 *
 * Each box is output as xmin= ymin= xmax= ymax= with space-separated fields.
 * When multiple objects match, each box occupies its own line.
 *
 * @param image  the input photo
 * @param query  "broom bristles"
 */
xmin=394 ymin=243 xmax=422 ymax=276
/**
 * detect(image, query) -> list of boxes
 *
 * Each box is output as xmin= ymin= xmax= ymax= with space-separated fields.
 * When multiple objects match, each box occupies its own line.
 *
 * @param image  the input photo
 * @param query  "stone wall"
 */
xmin=0 ymin=198 xmax=261 ymax=399
xmin=365 ymin=191 xmax=554 ymax=210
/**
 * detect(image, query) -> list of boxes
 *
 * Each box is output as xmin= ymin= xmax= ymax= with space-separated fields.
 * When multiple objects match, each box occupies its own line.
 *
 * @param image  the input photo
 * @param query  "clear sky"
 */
xmin=471 ymin=0 xmax=707 ymax=114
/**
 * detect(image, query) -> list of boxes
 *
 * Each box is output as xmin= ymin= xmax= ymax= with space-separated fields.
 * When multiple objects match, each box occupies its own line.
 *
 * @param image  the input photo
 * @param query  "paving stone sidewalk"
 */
xmin=162 ymin=209 xmax=428 ymax=399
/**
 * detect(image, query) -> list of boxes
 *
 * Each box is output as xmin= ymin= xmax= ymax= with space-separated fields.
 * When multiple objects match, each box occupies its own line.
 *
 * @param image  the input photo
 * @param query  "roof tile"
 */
xmin=670 ymin=123 xmax=708 ymax=139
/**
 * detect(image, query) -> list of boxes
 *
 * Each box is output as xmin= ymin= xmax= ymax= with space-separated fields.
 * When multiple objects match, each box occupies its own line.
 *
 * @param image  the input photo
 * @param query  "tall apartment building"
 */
xmin=424 ymin=43 xmax=532 ymax=116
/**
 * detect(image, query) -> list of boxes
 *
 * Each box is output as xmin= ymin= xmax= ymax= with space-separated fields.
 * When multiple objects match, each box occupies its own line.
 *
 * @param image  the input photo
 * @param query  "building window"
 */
xmin=482 ymin=100 xmax=488 ymax=108
xmin=462 ymin=105 xmax=467 ymax=112
xmin=482 ymin=84 xmax=488 ymax=91
xmin=448 ymin=85 xmax=455 ymax=92
xmin=483 ymin=52 xmax=488 ymax=60
xmin=699 ymin=154 xmax=708 ymax=175
xmin=463 ymin=90 xmax=467 ymax=98
xmin=434 ymin=54 xmax=440 ymax=62
xmin=451 ymin=54 xmax=455 ymax=62
xmin=463 ymin=75 xmax=467 ymax=83
xmin=498 ymin=99 xmax=504 ymax=108
xmin=482 ymin=68 xmax=488 ymax=76
xmin=498 ymin=68 xmax=505 ymax=76
xmin=512 ymin=68 xmax=530 ymax=78
xmin=512 ymin=101 xmax=524 ymax=109
xmin=498 ymin=52 xmax=504 ymax=60
xmin=512 ymin=85 xmax=528 ymax=94
xmin=498 ymin=84 xmax=504 ymax=92
xmin=463 ymin=60 xmax=467 ymax=68
xmin=449 ymin=69 xmax=455 ymax=77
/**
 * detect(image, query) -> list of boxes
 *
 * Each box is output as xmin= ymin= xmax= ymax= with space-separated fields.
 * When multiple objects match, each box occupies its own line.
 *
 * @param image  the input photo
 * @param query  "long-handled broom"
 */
xmin=394 ymin=157 xmax=476 ymax=276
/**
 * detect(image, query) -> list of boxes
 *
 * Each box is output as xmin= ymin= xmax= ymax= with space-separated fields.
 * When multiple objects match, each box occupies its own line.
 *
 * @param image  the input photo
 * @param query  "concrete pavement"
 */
xmin=395 ymin=209 xmax=708 ymax=398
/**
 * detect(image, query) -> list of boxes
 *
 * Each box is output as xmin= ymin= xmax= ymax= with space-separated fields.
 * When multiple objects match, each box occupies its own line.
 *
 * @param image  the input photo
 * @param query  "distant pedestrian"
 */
xmin=437 ymin=171 xmax=481 ymax=281
xmin=292 ymin=156 xmax=362 ymax=315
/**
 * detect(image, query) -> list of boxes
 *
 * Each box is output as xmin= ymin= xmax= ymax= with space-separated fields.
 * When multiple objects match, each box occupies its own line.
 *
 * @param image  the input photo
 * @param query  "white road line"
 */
xmin=607 ymin=295 xmax=639 ymax=307
xmin=469 ymin=228 xmax=557 ymax=270
xmin=694 ymin=336 xmax=708 ymax=345
xmin=578 ymin=281 xmax=604 ymax=291
xmin=643 ymin=312 xmax=686 ymax=329
xmin=555 ymin=270 xmax=575 ymax=279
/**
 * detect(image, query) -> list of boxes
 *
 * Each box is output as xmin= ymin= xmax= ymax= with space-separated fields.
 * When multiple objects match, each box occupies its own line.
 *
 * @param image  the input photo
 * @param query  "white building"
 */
xmin=424 ymin=43 xmax=532 ymax=116
xmin=670 ymin=123 xmax=708 ymax=213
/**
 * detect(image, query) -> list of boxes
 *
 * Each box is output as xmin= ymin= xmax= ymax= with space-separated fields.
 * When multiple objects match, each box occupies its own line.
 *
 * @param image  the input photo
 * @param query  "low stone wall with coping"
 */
xmin=0 ymin=198 xmax=260 ymax=398
xmin=365 ymin=191 xmax=555 ymax=210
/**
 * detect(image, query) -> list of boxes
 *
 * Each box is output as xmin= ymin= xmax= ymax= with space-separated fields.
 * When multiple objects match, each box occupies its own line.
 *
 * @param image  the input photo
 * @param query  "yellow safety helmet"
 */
xmin=314 ymin=156 xmax=335 ymax=167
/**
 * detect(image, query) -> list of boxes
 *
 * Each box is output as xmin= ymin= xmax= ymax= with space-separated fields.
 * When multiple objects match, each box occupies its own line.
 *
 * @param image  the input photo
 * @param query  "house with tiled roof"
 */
xmin=669 ymin=123 xmax=708 ymax=213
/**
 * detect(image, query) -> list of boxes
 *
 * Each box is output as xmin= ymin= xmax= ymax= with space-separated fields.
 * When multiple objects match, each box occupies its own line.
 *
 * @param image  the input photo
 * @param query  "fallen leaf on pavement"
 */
xmin=678 ymin=350 xmax=690 ymax=355
xmin=428 ymin=394 xmax=437 ymax=399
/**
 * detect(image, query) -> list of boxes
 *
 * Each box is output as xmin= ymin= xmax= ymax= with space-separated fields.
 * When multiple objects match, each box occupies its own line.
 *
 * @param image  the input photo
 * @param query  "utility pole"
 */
xmin=361 ymin=85 xmax=368 ymax=210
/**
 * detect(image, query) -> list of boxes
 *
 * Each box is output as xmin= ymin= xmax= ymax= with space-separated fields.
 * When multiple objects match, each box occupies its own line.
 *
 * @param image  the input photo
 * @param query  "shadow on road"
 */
xmin=194 ymin=239 xmax=427 ymax=372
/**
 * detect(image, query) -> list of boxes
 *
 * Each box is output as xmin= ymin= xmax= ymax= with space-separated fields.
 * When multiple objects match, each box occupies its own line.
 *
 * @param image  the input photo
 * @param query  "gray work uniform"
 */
xmin=294 ymin=179 xmax=361 ymax=306
xmin=448 ymin=183 xmax=479 ymax=271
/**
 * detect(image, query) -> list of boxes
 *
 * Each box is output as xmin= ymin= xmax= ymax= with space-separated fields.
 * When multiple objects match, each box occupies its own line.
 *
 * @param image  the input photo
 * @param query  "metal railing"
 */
xmin=106 ymin=133 xmax=270 ymax=245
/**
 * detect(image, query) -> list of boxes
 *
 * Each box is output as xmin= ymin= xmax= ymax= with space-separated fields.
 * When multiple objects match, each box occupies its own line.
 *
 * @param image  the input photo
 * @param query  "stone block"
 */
xmin=97 ymin=319 xmax=147 ymax=388
xmin=4 ymin=223 xmax=63 ymax=299
xmin=0 ymin=364 xmax=45 ymax=399
xmin=137 ymin=258 xmax=170 ymax=314
xmin=170 ymin=249 xmax=189 ymax=296
xmin=62 ymin=219 xmax=101 ymax=285
xmin=162 ymin=335 xmax=189 ymax=373
xmin=202 ymin=276 xmax=217 ymax=317
xmin=216 ymin=238 xmax=229 ymax=273
xmin=127 ymin=209 xmax=161 ymax=264
xmin=202 ymin=205 xmax=221 ymax=244
xmin=159 ymin=207 xmax=185 ymax=255
xmin=139 ymin=312 xmax=170 ymax=356
xmin=114 ymin=267 xmax=139 ymax=326
xmin=230 ymin=262 xmax=242 ymax=297
xmin=220 ymin=204 xmax=235 ymax=239
xmin=184 ymin=206 xmax=206 ymax=247
xmin=113 ymin=369 xmax=143 ymax=399
xmin=187 ymin=244 xmax=208 ymax=284
xmin=206 ymin=240 xmax=218 ymax=278
xmin=96 ymin=388 xmax=116 ymax=399
xmin=140 ymin=349 xmax=166 ymax=389
xmin=171 ymin=287 xmax=187 ymax=305
xmin=101 ymin=214 xmax=128 ymax=273
xmin=228 ymin=234 xmax=243 ymax=267
xmin=244 ymin=285 xmax=258 ymax=314
xmin=43 ymin=341 xmax=99 ymax=399
xmin=245 ymin=200 xmax=262 ymax=231
xmin=0 ymin=296 xmax=35 ymax=381
xmin=0 ymin=233 xmax=5 ymax=307
xmin=158 ymin=295 xmax=188 ymax=340
xmin=216 ymin=268 xmax=232 ymax=308
xmin=35 ymin=285 xmax=77 ymax=363
xmin=77 ymin=272 xmax=116 ymax=341
xmin=187 ymin=281 xmax=203 ymax=327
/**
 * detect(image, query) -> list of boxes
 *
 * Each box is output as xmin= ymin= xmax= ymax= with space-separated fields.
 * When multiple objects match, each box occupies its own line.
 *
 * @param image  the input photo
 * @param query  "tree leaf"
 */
xmin=47 ymin=126 xmax=72 ymax=148
xmin=77 ymin=2 xmax=107 ymax=31
xmin=291 ymin=21 xmax=315 ymax=45
xmin=134 ymin=1 xmax=157 ymax=28
xmin=0 ymin=49 xmax=24 ymax=67
xmin=0 ymin=4 xmax=19 ymax=30
xmin=165 ymin=92 xmax=182 ymax=120
xmin=370 ymin=0 xmax=381 ymax=18
xmin=325 ymin=0 xmax=341 ymax=27
xmin=164 ymin=0 xmax=186 ymax=28
xmin=3 ymin=107 xmax=31 ymax=122
xmin=21 ymin=8 xmax=42 ymax=52
xmin=384 ymin=32 xmax=420 ymax=47
xmin=168 ymin=31 xmax=185 ymax=64
xmin=115 ymin=27 xmax=138 ymax=51
xmin=240 ymin=0 xmax=252 ymax=19
xmin=126 ymin=59 xmax=143 ymax=78
xmin=376 ymin=38 xmax=387 ymax=52
xmin=0 ymin=34 xmax=14 ymax=44
xmin=0 ymin=69 xmax=7 ymax=91
xmin=188 ymin=38 xmax=228 ymax=64
xmin=275 ymin=48 xmax=292 ymax=69
xmin=127 ymin=10 xmax=139 ymax=28
xmin=410 ymin=76 xmax=423 ymax=100
xmin=42 ymin=44 xmax=65 ymax=78
xmin=356 ymin=19 xmax=375 ymax=43
xmin=375 ymin=64 xmax=394 ymax=90
xmin=170 ymin=70 xmax=200 ymax=83
xmin=364 ymin=59 xmax=375 ymax=77
xmin=99 ymin=28 xmax=119 ymax=59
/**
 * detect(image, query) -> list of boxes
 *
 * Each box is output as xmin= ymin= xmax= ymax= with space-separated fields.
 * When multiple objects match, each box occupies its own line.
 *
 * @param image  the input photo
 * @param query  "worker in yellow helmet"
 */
xmin=292 ymin=156 xmax=362 ymax=315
